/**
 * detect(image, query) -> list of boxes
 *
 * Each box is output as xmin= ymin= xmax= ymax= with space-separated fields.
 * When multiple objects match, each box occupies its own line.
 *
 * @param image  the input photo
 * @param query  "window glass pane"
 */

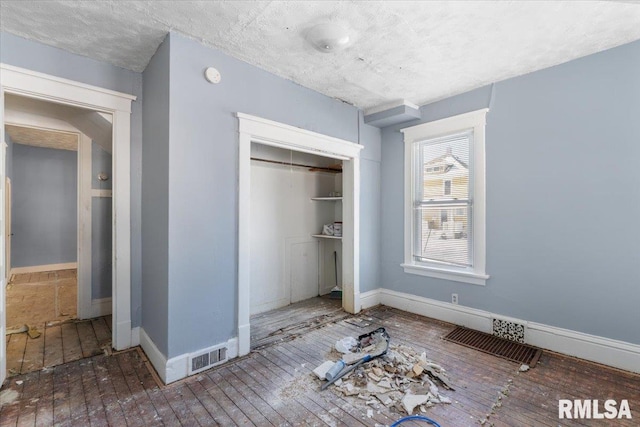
xmin=415 ymin=131 xmax=472 ymax=267
xmin=416 ymin=205 xmax=470 ymax=266
xmin=421 ymin=133 xmax=469 ymax=201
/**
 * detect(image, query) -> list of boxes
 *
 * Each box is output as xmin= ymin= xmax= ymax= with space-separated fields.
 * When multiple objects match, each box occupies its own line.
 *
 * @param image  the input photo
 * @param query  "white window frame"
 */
xmin=401 ymin=109 xmax=489 ymax=286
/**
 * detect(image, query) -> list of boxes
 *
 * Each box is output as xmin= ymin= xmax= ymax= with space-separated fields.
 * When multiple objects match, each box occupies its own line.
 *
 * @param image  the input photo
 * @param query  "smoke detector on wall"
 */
xmin=204 ymin=67 xmax=221 ymax=84
xmin=306 ymin=23 xmax=352 ymax=53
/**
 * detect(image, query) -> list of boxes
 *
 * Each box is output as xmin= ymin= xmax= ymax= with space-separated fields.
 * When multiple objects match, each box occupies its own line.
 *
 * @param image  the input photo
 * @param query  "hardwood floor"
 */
xmin=5 ymin=316 xmax=112 ymax=377
xmin=1 ymin=306 xmax=638 ymax=426
xmin=250 ymin=296 xmax=345 ymax=349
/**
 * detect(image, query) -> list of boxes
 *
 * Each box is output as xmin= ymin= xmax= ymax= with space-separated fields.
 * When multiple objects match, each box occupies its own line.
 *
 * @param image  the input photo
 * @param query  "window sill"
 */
xmin=401 ymin=263 xmax=489 ymax=286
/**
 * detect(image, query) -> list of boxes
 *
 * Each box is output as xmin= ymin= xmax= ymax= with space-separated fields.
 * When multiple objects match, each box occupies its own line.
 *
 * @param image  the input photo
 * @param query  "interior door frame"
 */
xmin=0 ymin=63 xmax=135 ymax=384
xmin=4 ymin=177 xmax=10 ymax=282
xmin=237 ymin=112 xmax=363 ymax=357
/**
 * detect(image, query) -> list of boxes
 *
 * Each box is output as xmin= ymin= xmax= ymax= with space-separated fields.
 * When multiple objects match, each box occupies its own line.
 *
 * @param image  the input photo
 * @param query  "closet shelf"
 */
xmin=312 ymin=234 xmax=342 ymax=240
xmin=311 ymin=197 xmax=343 ymax=201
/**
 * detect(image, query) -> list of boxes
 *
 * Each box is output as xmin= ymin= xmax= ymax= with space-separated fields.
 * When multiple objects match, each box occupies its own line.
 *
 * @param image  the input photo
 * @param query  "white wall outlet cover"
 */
xmin=204 ymin=67 xmax=221 ymax=84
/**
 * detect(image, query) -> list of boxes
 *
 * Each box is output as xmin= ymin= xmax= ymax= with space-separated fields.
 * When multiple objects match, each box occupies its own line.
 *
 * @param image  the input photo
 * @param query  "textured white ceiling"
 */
xmin=1 ymin=1 xmax=639 ymax=110
xmin=6 ymin=124 xmax=78 ymax=151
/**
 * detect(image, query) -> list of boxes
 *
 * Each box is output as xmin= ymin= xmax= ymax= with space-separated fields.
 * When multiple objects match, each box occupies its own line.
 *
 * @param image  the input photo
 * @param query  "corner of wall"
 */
xmin=140 ymin=327 xmax=239 ymax=384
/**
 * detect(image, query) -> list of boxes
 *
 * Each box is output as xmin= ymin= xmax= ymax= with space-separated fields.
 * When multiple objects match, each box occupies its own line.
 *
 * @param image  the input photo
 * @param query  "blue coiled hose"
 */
xmin=389 ymin=414 xmax=442 ymax=427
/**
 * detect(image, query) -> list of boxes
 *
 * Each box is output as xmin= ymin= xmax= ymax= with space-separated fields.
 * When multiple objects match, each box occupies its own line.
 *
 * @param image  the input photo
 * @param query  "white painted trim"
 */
xmin=237 ymin=113 xmax=363 ymax=158
xmin=237 ymin=113 xmax=363 ymax=357
xmin=1 ymin=64 xmax=135 ymax=357
xmin=77 ymin=134 xmax=92 ymax=319
xmin=401 ymin=263 xmax=489 ymax=286
xmin=90 ymin=297 xmax=112 ymax=318
xmin=0 ymin=64 xmax=135 ymax=112
xmin=0 ymin=100 xmax=6 ymax=384
xmin=130 ymin=327 xmax=140 ymax=347
xmin=378 ymin=288 xmax=640 ymax=374
xmin=140 ymin=328 xmax=168 ymax=383
xmin=401 ymin=109 xmax=488 ymax=284
xmin=364 ymin=100 xmax=421 ymax=116
xmin=140 ymin=328 xmax=239 ymax=384
xmin=91 ymin=189 xmax=113 ymax=198
xmin=10 ymin=262 xmax=78 ymax=275
xmin=359 ymin=289 xmax=381 ymax=310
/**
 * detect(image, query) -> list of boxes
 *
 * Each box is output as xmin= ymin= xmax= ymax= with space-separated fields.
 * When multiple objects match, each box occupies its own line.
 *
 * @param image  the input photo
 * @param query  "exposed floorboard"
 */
xmin=250 ymin=295 xmax=345 ymax=350
xmin=2 ymin=304 xmax=639 ymax=426
xmin=5 ymin=316 xmax=112 ymax=377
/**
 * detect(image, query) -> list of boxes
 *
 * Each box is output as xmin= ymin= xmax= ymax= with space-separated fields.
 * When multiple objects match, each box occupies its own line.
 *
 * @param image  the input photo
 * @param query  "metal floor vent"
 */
xmin=492 ymin=318 xmax=526 ymax=343
xmin=444 ymin=327 xmax=542 ymax=367
xmin=189 ymin=345 xmax=228 ymax=375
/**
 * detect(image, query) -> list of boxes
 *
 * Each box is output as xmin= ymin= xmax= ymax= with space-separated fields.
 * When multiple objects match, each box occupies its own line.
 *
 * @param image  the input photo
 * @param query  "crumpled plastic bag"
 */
xmin=335 ymin=336 xmax=358 ymax=353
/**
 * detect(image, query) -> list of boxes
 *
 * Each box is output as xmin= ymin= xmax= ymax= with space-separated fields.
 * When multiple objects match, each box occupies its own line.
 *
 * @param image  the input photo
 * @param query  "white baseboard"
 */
xmin=140 ymin=327 xmax=239 ymax=384
xmin=140 ymin=328 xmax=168 ymax=383
xmin=114 ymin=319 xmax=132 ymax=350
xmin=130 ymin=327 xmax=140 ymax=347
xmin=373 ymin=288 xmax=640 ymax=374
xmin=90 ymin=297 xmax=112 ymax=318
xmin=11 ymin=262 xmax=77 ymax=275
xmin=359 ymin=289 xmax=381 ymax=309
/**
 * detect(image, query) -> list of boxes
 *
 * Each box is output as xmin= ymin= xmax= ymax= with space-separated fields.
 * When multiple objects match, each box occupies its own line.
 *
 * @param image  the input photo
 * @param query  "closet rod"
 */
xmin=250 ymin=157 xmax=342 ymax=173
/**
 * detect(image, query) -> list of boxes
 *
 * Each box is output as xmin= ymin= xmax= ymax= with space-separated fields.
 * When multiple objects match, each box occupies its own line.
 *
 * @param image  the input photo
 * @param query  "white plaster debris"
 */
xmin=402 ymin=393 xmax=430 ymax=415
xmin=313 ymin=361 xmax=336 ymax=380
xmin=322 ymin=343 xmax=454 ymax=415
xmin=0 ymin=389 xmax=20 ymax=407
xmin=519 ymin=364 xmax=530 ymax=372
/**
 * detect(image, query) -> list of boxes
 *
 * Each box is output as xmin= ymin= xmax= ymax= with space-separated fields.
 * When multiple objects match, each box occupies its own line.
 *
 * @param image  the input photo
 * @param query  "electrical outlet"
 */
xmin=451 ymin=293 xmax=458 ymax=305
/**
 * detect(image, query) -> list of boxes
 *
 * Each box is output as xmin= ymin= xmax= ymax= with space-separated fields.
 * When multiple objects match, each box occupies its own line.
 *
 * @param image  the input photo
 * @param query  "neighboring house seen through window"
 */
xmin=401 ymin=109 xmax=489 ymax=285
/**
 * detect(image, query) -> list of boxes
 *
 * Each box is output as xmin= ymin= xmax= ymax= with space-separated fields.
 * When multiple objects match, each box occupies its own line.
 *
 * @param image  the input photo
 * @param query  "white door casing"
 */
xmin=0 ymin=64 xmax=135 ymax=385
xmin=237 ymin=112 xmax=363 ymax=357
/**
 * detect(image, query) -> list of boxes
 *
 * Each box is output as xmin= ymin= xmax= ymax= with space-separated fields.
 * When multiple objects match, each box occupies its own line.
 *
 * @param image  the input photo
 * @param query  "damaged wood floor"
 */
xmin=250 ymin=296 xmax=345 ymax=350
xmin=6 ymin=269 xmax=78 ymax=329
xmin=2 ymin=306 xmax=639 ymax=426
xmin=5 ymin=316 xmax=112 ymax=377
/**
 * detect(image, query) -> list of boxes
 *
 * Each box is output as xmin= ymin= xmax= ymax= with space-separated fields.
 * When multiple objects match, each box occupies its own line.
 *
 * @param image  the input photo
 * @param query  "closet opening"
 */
xmin=237 ymin=112 xmax=363 ymax=357
xmin=249 ymin=145 xmax=345 ymax=349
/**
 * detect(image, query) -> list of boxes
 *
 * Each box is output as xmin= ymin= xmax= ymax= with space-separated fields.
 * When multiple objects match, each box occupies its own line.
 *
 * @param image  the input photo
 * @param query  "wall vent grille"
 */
xmin=188 ymin=345 xmax=228 ymax=375
xmin=492 ymin=318 xmax=526 ymax=343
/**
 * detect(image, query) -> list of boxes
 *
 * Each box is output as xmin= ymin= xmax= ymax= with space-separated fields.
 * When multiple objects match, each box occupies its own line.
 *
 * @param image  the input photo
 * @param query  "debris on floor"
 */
xmin=317 ymin=331 xmax=455 ymax=415
xmin=27 ymin=325 xmax=41 ymax=339
xmin=313 ymin=360 xmax=336 ymax=380
xmin=6 ymin=325 xmax=28 ymax=335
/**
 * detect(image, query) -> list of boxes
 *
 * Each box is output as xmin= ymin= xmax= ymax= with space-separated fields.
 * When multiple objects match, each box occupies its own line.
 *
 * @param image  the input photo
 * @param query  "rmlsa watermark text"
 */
xmin=559 ymin=399 xmax=632 ymax=420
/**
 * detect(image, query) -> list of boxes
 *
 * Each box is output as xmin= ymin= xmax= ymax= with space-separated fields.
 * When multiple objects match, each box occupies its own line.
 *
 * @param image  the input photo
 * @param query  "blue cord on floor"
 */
xmin=390 ymin=414 xmax=441 ymax=427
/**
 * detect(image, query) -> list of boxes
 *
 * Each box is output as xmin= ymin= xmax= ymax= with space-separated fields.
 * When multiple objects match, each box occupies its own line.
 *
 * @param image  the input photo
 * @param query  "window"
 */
xmin=443 ymin=180 xmax=452 ymax=196
xmin=401 ymin=109 xmax=489 ymax=285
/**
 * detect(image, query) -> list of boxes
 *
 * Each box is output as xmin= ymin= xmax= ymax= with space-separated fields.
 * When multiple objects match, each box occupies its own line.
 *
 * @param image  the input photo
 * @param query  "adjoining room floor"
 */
xmin=6 ymin=269 xmax=77 ymax=330
xmin=4 ymin=269 xmax=112 ymax=378
xmin=2 ymin=305 xmax=638 ymax=426
xmin=5 ymin=316 xmax=112 ymax=378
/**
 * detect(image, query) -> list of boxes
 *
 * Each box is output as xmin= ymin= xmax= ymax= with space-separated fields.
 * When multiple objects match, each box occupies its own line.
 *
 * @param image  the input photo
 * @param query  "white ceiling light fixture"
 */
xmin=307 ymin=23 xmax=352 ymax=53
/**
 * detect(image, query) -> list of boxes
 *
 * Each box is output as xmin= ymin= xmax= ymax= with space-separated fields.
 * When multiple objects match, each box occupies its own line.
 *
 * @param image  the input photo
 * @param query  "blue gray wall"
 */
xmin=11 ymin=144 xmax=77 ymax=267
xmin=359 ymin=111 xmax=382 ymax=293
xmin=141 ymin=34 xmax=171 ymax=355
xmin=1 ymin=32 xmax=143 ymax=326
xmin=380 ymin=40 xmax=640 ymax=345
xmin=155 ymin=32 xmax=379 ymax=358
xmin=92 ymin=142 xmax=113 ymax=299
